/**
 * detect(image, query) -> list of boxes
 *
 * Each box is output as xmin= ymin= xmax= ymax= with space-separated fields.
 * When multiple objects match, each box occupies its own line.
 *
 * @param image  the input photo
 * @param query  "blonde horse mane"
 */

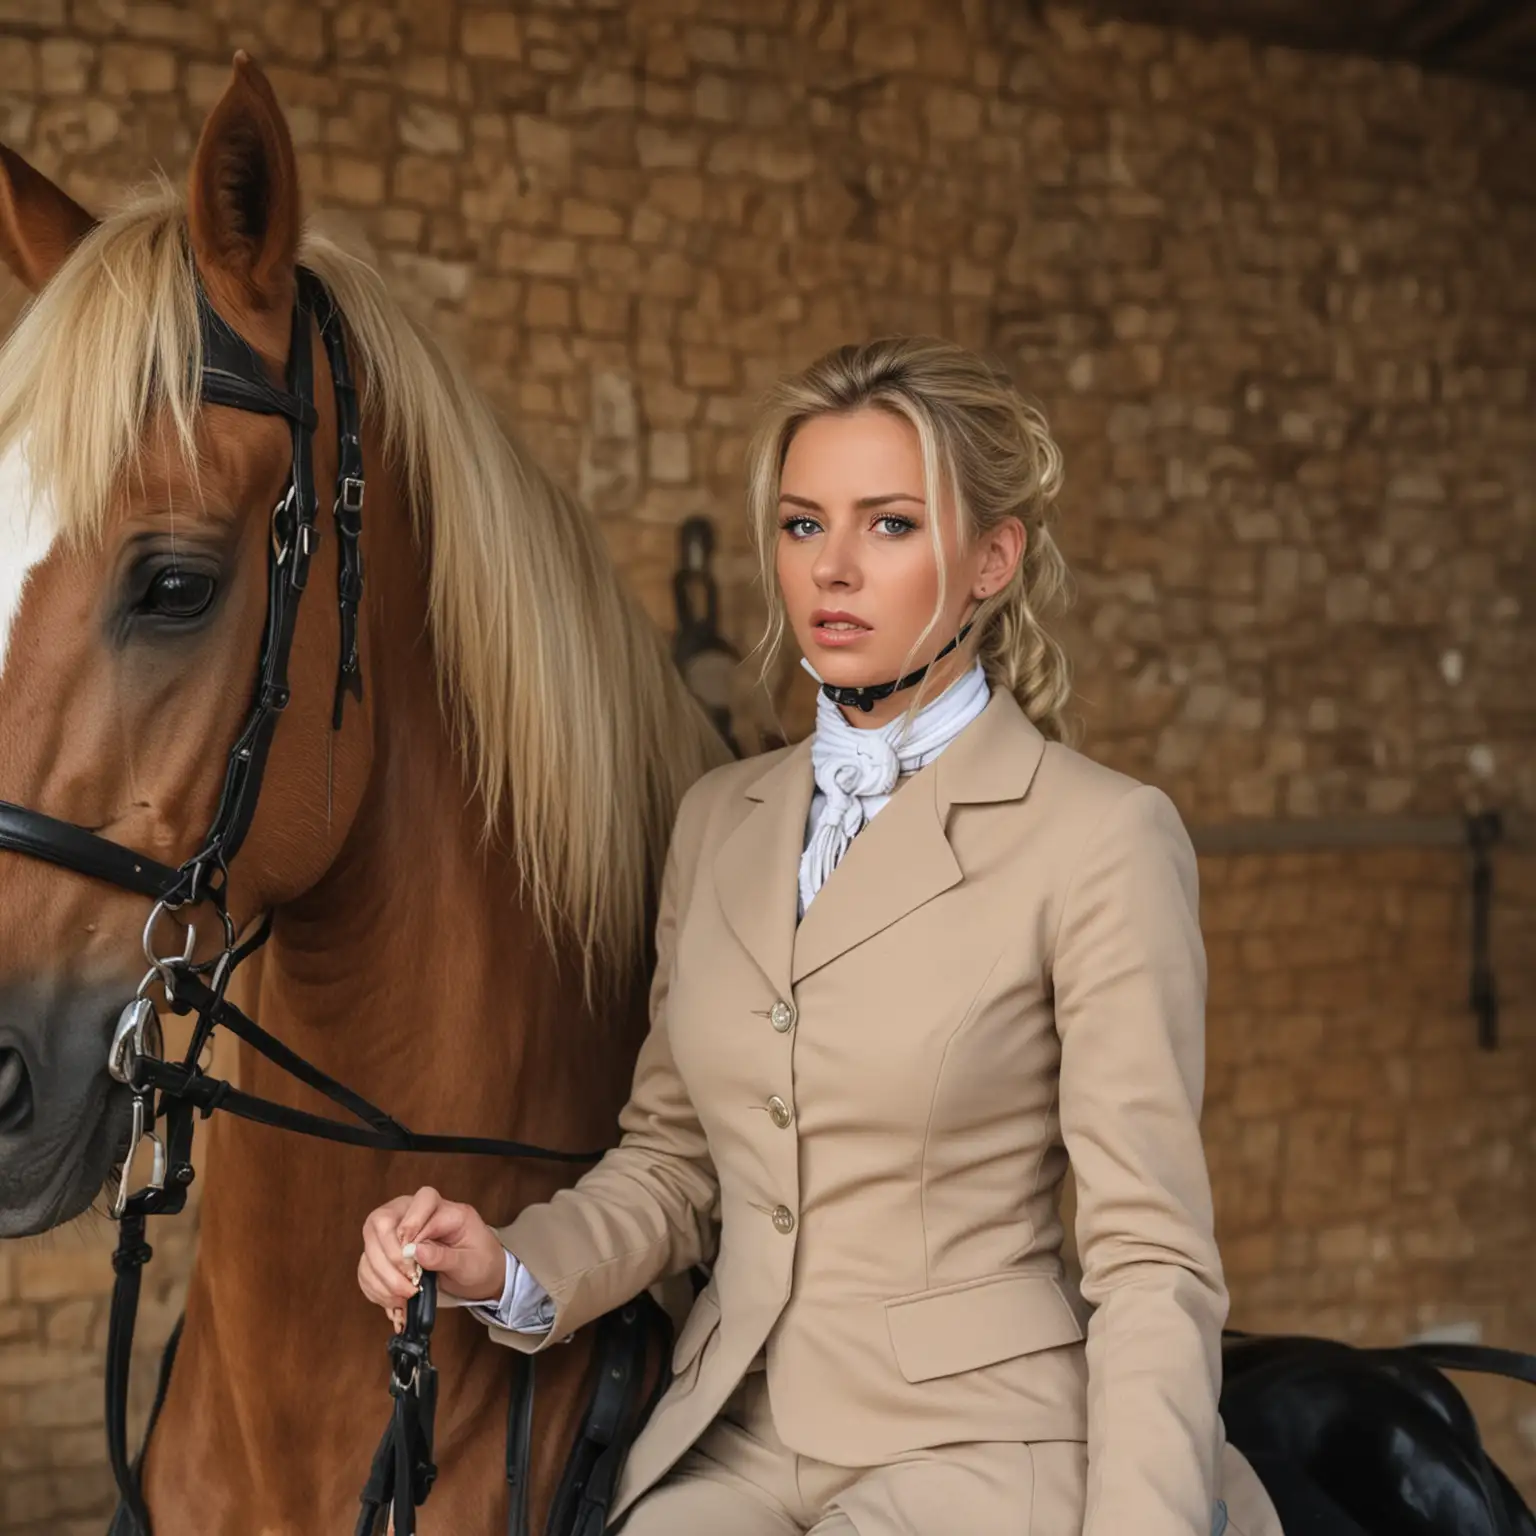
xmin=0 ymin=184 xmax=728 ymax=1000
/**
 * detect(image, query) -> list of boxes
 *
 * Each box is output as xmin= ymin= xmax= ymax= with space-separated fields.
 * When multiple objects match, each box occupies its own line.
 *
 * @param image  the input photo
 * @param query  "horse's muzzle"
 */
xmin=0 ymin=979 xmax=136 ymax=1236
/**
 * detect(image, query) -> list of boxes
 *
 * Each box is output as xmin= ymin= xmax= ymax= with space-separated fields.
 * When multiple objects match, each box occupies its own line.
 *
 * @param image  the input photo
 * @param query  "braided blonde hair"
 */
xmin=744 ymin=336 xmax=1075 ymax=742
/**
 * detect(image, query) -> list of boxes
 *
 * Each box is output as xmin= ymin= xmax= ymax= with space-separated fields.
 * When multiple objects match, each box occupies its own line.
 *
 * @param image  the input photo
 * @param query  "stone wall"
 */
xmin=1 ymin=0 xmax=1532 ymax=1530
xmin=1203 ymin=848 xmax=1535 ymax=1497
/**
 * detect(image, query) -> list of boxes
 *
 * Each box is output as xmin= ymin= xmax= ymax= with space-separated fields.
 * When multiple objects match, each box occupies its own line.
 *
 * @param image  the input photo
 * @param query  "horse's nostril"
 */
xmin=0 ymin=1048 xmax=34 ymax=1135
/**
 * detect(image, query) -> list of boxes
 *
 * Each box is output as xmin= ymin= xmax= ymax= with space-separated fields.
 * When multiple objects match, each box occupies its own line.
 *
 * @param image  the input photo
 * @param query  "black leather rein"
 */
xmin=0 ymin=263 xmax=605 ymax=1536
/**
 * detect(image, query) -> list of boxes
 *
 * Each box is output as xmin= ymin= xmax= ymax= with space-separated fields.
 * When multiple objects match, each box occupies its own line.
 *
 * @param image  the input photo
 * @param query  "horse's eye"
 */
xmin=141 ymin=567 xmax=217 ymax=620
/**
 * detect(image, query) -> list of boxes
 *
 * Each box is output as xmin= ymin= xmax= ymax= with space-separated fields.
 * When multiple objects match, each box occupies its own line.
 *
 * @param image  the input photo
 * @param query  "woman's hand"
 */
xmin=358 ymin=1185 xmax=508 ymax=1326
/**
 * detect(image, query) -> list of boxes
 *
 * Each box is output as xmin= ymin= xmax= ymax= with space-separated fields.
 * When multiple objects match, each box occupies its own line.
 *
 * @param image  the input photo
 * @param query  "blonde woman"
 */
xmin=358 ymin=338 xmax=1284 ymax=1536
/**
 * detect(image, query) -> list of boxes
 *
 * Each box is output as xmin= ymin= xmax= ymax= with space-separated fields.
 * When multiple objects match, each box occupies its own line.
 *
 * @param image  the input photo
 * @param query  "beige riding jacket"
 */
xmin=488 ymin=686 xmax=1242 ymax=1535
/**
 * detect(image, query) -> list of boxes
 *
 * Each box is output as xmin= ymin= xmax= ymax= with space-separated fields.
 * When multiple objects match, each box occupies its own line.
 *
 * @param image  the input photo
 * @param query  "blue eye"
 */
xmin=779 ymin=517 xmax=820 ymax=538
xmin=875 ymin=515 xmax=916 ymax=536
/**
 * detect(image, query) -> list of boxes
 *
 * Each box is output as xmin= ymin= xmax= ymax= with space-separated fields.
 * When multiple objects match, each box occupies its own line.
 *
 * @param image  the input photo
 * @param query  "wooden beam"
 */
xmin=1189 ymin=811 xmax=1531 ymax=856
xmin=1054 ymin=0 xmax=1536 ymax=88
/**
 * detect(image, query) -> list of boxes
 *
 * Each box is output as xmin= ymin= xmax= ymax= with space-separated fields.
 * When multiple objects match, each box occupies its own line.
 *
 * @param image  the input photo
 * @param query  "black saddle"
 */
xmin=1221 ymin=1331 xmax=1536 ymax=1536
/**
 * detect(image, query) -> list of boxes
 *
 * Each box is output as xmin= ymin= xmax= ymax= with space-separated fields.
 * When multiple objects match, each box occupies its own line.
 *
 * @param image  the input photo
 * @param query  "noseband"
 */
xmin=0 ymin=263 xmax=604 ymax=1536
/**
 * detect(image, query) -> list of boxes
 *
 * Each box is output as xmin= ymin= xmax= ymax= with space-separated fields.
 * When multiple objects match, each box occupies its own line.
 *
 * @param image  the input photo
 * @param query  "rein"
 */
xmin=0 ymin=263 xmax=604 ymax=1536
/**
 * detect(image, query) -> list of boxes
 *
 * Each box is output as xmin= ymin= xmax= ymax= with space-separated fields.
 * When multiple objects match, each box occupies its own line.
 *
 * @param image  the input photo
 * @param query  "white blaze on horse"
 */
xmin=0 ymin=53 xmax=725 ymax=1535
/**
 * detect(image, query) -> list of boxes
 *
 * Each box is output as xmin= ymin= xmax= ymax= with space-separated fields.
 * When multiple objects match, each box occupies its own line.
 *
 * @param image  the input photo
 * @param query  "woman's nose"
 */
xmin=811 ymin=527 xmax=861 ymax=588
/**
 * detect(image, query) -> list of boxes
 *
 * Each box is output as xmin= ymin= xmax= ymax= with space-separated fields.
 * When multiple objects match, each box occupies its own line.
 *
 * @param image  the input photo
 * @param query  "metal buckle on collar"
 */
xmin=340 ymin=476 xmax=364 ymax=514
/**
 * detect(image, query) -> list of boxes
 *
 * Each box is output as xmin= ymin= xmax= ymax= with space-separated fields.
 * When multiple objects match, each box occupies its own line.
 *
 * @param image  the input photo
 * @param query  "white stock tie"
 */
xmin=797 ymin=659 xmax=991 ymax=918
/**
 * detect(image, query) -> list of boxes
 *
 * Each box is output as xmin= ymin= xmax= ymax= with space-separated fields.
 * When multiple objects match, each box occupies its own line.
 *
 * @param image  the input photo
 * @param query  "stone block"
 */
xmin=400 ymin=104 xmax=463 ymax=157
xmin=328 ymin=155 xmax=386 ymax=207
xmin=648 ymin=430 xmax=690 ymax=484
xmin=680 ymin=345 xmax=736 ymax=389
xmin=99 ymin=42 xmax=175 ymax=95
xmin=524 ymin=280 xmax=572 ymax=329
xmin=461 ymin=12 xmax=522 ymax=62
xmin=514 ymin=114 xmax=572 ymax=172
xmin=636 ymin=125 xmax=699 ymax=170
xmin=559 ymin=198 xmax=624 ymax=238
xmin=495 ymin=231 xmax=577 ymax=278
xmin=574 ymin=69 xmax=638 ymax=112
xmin=0 ymin=0 xmax=63 ymax=24
xmin=576 ymin=287 xmax=631 ymax=337
xmin=15 ymin=1249 xmax=111 ymax=1304
xmin=0 ymin=37 xmax=36 ymax=92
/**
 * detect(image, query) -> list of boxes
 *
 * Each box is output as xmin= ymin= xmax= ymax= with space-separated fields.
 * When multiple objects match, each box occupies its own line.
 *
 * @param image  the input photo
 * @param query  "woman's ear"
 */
xmin=974 ymin=517 xmax=1026 ymax=598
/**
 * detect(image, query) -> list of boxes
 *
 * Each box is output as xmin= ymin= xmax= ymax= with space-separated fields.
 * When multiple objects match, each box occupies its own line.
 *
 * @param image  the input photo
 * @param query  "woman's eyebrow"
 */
xmin=778 ymin=492 xmax=927 ymax=511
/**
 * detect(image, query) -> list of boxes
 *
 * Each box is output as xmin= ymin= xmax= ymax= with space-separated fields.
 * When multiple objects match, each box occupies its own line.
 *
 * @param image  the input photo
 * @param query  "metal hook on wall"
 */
xmin=672 ymin=515 xmax=741 ymax=757
xmin=1465 ymin=809 xmax=1502 ymax=1050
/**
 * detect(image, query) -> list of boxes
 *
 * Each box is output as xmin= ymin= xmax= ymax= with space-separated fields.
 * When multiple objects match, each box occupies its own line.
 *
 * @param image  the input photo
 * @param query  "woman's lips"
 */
xmin=811 ymin=619 xmax=871 ymax=647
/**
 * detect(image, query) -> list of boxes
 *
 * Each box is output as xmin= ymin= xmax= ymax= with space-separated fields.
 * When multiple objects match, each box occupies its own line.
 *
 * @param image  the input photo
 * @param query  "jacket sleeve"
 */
xmin=1053 ymin=783 xmax=1228 ymax=1536
xmin=484 ymin=781 xmax=720 ymax=1354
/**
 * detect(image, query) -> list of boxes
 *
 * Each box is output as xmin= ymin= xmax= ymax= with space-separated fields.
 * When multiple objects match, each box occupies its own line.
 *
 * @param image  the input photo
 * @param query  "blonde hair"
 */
xmin=0 ymin=184 xmax=728 ymax=1003
xmin=744 ymin=336 xmax=1074 ymax=743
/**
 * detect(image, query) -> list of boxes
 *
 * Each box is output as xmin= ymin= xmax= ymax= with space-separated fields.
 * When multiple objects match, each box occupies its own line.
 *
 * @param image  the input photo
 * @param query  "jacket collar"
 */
xmin=713 ymin=686 xmax=1047 ymax=993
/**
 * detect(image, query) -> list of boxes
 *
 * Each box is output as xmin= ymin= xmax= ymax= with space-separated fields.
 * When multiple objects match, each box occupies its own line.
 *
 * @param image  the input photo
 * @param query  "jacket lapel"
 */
xmin=790 ymin=766 xmax=961 ymax=984
xmin=713 ymin=738 xmax=814 ymax=1000
xmin=714 ymin=687 xmax=1051 ymax=994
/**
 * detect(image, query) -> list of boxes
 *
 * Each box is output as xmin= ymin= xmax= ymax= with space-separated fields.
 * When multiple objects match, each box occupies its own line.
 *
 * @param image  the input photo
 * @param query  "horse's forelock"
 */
xmin=0 ymin=184 xmax=201 ymax=550
xmin=0 ymin=439 xmax=58 ymax=686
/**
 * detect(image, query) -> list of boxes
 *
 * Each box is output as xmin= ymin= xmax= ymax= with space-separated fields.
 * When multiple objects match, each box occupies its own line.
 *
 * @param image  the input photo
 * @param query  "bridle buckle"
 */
xmin=109 ymin=1091 xmax=168 ymax=1219
xmin=108 ymin=994 xmax=164 ymax=1087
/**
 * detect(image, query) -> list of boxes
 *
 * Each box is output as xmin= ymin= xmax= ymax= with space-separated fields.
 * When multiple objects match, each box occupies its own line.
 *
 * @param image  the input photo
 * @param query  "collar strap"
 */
xmin=817 ymin=622 xmax=975 ymax=714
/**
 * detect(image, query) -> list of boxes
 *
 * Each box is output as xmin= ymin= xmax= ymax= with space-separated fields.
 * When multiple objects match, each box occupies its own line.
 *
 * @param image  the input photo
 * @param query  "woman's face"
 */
xmin=775 ymin=407 xmax=1021 ymax=729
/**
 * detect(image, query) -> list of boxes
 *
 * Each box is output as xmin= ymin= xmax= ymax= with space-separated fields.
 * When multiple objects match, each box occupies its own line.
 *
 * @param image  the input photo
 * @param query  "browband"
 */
xmin=197 ymin=284 xmax=318 ymax=430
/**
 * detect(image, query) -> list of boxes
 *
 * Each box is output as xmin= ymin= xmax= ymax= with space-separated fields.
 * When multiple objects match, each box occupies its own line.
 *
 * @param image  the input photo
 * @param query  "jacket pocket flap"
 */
xmin=884 ymin=1272 xmax=1084 ymax=1384
xmin=671 ymin=1290 xmax=721 ymax=1373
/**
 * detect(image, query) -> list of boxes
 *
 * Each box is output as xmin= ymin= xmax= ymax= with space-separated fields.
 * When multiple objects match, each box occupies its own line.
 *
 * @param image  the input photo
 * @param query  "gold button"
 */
xmin=771 ymin=1204 xmax=795 ymax=1234
xmin=767 ymin=1095 xmax=791 ymax=1129
xmin=769 ymin=1000 xmax=796 ymax=1032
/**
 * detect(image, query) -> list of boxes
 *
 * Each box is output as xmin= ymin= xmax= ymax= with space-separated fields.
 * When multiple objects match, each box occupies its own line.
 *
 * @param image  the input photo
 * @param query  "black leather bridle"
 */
xmin=0 ymin=260 xmax=605 ymax=1536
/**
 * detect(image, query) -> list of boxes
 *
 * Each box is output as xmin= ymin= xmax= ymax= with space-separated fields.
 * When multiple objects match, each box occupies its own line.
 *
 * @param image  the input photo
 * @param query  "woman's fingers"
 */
xmin=361 ymin=1240 xmax=415 ymax=1303
xmin=357 ymin=1251 xmax=412 ymax=1316
xmin=356 ymin=1253 xmax=386 ymax=1306
xmin=363 ymin=1196 xmax=414 ymax=1273
xmin=362 ymin=1212 xmax=422 ymax=1298
xmin=405 ymin=1200 xmax=466 ymax=1253
xmin=358 ymin=1187 xmax=498 ymax=1320
xmin=394 ymin=1185 xmax=443 ymax=1248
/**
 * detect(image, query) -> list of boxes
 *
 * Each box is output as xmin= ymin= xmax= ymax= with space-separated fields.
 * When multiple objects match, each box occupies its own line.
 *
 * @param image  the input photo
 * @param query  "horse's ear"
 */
xmin=187 ymin=51 xmax=301 ymax=356
xmin=0 ymin=142 xmax=96 ymax=292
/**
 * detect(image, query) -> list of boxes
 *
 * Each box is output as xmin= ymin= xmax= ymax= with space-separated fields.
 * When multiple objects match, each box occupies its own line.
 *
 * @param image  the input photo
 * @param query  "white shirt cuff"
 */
xmin=438 ymin=1248 xmax=556 ymax=1334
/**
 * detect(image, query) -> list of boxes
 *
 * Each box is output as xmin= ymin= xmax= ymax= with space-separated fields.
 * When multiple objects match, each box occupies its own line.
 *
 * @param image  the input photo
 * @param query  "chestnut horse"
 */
xmin=0 ymin=55 xmax=726 ymax=1534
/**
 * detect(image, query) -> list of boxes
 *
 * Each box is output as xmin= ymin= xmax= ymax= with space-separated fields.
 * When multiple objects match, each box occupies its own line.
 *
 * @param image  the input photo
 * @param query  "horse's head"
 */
xmin=0 ymin=57 xmax=372 ymax=1235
